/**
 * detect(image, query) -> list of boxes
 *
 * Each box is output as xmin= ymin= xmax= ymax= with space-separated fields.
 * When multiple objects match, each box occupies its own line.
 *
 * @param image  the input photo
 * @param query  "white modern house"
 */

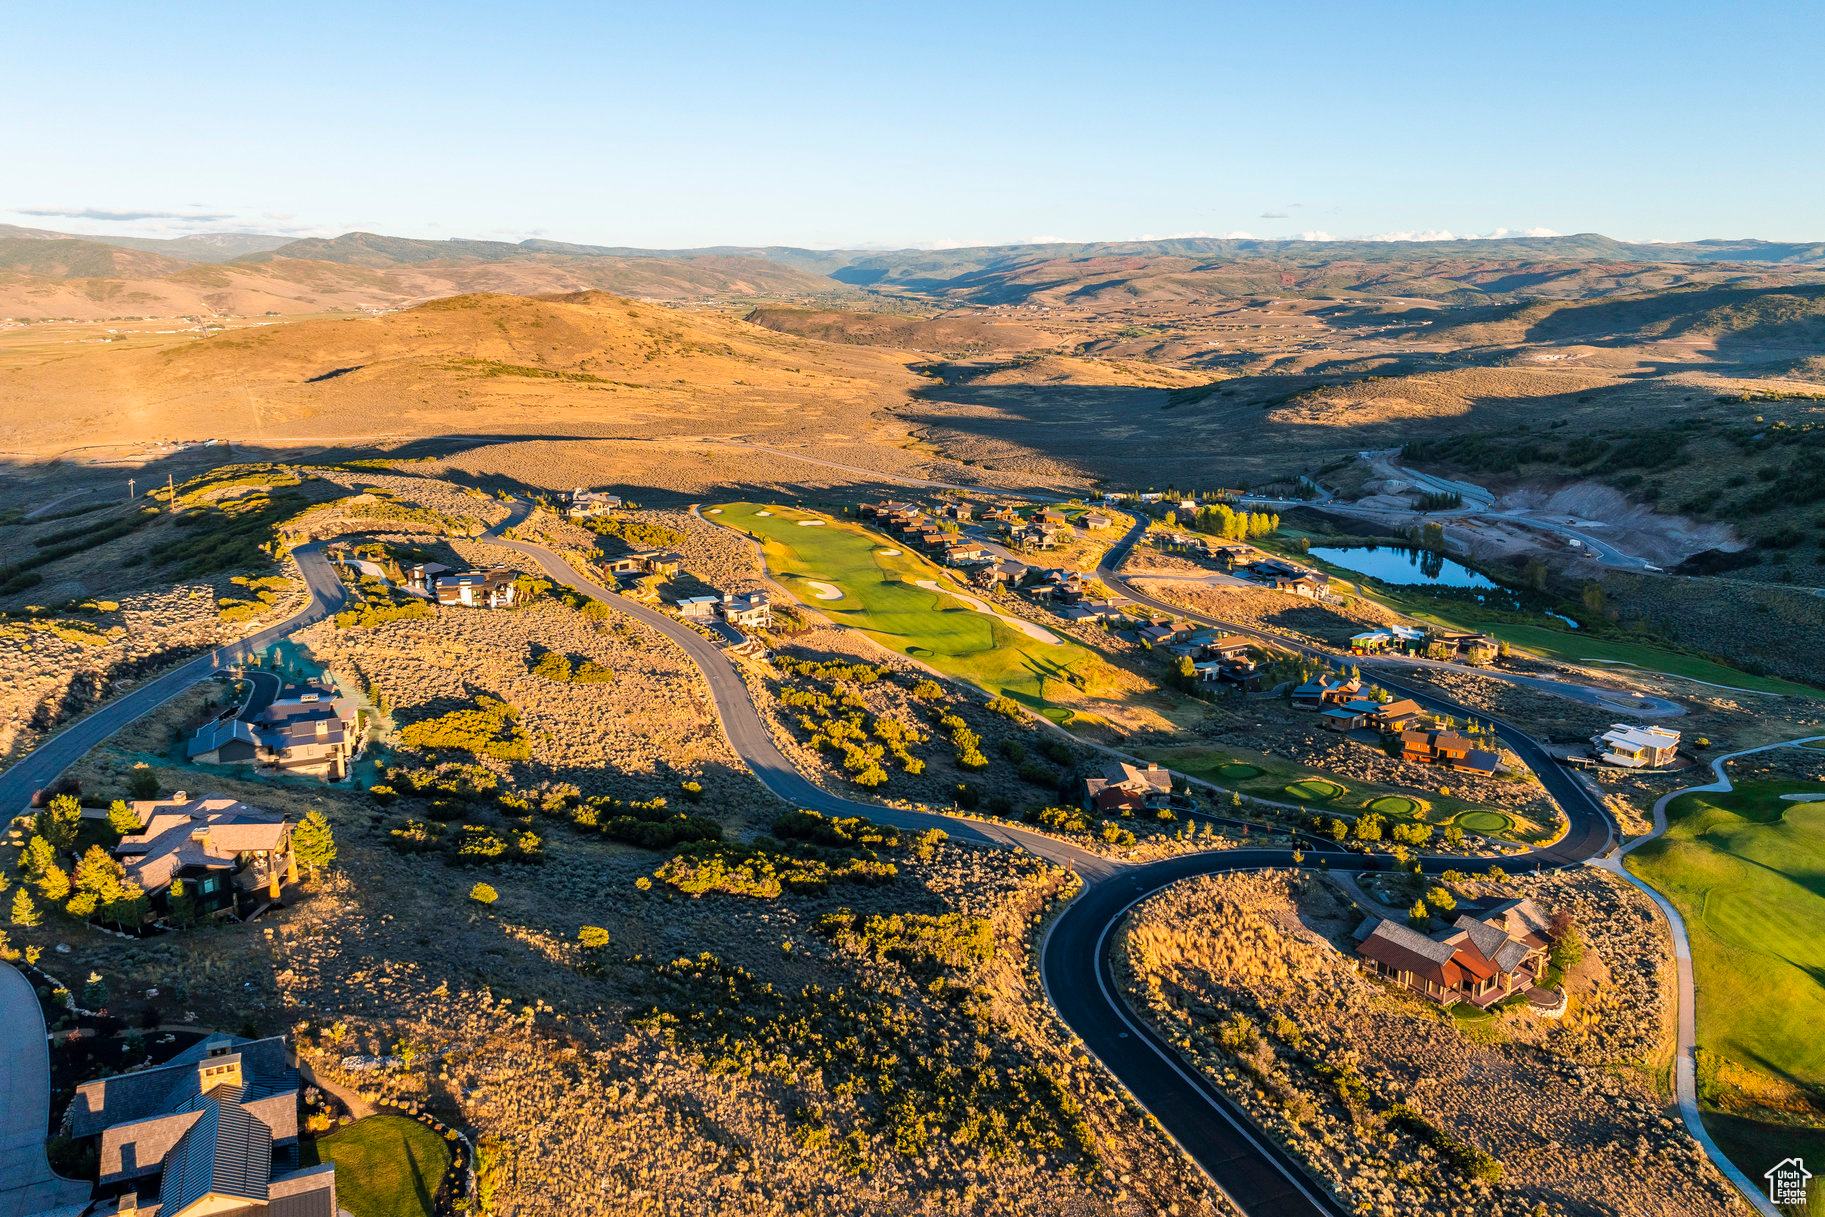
xmin=1592 ymin=724 xmax=1681 ymax=768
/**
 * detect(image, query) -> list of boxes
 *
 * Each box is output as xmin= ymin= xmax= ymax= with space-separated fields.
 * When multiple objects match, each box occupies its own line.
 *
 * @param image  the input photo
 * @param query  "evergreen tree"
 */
xmin=36 ymin=796 xmax=81 ymax=853
xmin=107 ymin=800 xmax=141 ymax=837
xmin=21 ymin=836 xmax=56 ymax=878
xmin=1408 ymin=899 xmax=1430 ymax=927
xmin=36 ymin=865 xmax=70 ymax=903
xmin=10 ymin=888 xmax=38 ymax=928
xmin=292 ymin=811 xmax=337 ymax=879
xmin=73 ymin=845 xmax=128 ymax=903
xmin=127 ymin=764 xmax=160 ymax=800
xmin=168 ymin=878 xmax=198 ymax=926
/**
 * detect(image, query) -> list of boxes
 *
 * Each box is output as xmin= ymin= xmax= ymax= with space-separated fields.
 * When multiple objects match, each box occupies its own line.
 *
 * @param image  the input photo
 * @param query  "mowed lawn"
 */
xmin=302 ymin=1114 xmax=451 ymax=1217
xmin=1627 ymin=780 xmax=1825 ymax=1092
xmin=716 ymin=502 xmax=1110 ymax=718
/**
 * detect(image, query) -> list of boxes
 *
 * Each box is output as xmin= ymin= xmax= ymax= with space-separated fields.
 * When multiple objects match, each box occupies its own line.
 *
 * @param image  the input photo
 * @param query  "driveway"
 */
xmin=0 ymin=964 xmax=90 ymax=1217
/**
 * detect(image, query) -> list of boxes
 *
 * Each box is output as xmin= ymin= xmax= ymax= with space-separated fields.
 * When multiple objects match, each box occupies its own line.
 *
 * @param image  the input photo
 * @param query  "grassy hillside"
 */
xmin=745 ymin=307 xmax=1054 ymax=354
xmin=0 ymin=291 xmax=917 ymax=453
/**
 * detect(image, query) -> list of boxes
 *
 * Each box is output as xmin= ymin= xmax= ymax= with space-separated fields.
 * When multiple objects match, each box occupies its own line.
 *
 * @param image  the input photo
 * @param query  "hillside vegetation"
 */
xmin=0 ymin=291 xmax=918 ymax=453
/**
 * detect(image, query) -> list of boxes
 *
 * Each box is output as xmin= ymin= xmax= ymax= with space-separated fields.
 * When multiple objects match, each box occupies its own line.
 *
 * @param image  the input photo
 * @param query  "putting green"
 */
xmin=716 ymin=502 xmax=1112 ymax=715
xmin=1454 ymin=810 xmax=1511 ymax=834
xmin=1216 ymin=762 xmax=1262 ymax=781
xmin=1285 ymin=778 xmax=1345 ymax=802
xmin=1368 ymin=795 xmax=1420 ymax=817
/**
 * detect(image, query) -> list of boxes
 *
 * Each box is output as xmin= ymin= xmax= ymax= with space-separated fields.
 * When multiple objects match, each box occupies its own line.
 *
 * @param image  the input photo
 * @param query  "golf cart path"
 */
xmin=1596 ymin=735 xmax=1825 ymax=1217
xmin=913 ymin=579 xmax=1062 ymax=644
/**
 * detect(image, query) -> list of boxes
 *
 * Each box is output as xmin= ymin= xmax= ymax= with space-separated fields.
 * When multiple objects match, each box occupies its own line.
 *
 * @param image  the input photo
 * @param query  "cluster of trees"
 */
xmin=584 ymin=514 xmax=685 ymax=550
xmin=528 ymin=650 xmax=614 ymax=683
xmin=1167 ymin=502 xmax=1280 ymax=541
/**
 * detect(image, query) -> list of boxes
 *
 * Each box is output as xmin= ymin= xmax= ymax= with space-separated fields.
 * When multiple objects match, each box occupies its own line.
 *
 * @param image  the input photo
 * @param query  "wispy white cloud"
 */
xmin=18 ymin=205 xmax=235 ymax=223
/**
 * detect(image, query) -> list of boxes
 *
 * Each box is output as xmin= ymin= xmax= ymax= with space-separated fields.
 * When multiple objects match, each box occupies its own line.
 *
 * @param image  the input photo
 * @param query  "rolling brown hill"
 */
xmin=0 ymin=249 xmax=852 ymax=322
xmin=0 ymin=291 xmax=918 ymax=454
xmin=744 ymin=307 xmax=1055 ymax=353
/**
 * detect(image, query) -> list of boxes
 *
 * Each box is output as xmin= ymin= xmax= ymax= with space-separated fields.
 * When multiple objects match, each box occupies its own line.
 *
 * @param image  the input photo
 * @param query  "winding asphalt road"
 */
xmin=0 ymin=500 xmax=1746 ymax=1215
xmin=478 ymin=503 xmax=1693 ymax=1216
xmin=0 ymin=544 xmax=347 ymax=813
xmin=0 ymin=964 xmax=89 ymax=1217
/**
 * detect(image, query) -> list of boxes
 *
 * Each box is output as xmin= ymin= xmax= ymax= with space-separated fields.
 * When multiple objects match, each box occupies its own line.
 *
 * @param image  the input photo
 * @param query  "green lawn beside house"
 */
xmin=302 ymin=1114 xmax=451 ymax=1217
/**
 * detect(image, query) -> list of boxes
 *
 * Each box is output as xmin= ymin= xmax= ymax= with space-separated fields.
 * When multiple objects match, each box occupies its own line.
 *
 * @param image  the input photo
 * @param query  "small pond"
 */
xmin=1309 ymin=546 xmax=1496 ymax=589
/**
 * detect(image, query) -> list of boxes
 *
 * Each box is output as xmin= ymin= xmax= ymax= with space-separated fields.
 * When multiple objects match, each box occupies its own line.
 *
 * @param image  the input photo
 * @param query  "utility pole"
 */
xmin=127 ymin=477 xmax=135 ymax=500
xmin=167 ymin=473 xmax=176 ymax=513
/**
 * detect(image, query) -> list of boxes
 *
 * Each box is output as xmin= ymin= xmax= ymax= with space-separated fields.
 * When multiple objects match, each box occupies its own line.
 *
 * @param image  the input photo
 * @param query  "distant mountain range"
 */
xmin=5 ymin=223 xmax=1825 ymax=320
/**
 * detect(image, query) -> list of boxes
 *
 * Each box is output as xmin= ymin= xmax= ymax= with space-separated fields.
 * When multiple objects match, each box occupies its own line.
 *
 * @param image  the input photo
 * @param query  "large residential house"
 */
xmin=1083 ymin=761 xmax=1174 ymax=814
xmin=113 ymin=793 xmax=295 ymax=920
xmin=1400 ymin=729 xmax=1500 ymax=776
xmin=188 ymin=681 xmax=360 ymax=779
xmin=1350 ymin=625 xmax=1427 ymax=654
xmin=937 ymin=502 xmax=972 ymax=522
xmin=1355 ymin=898 xmax=1553 ymax=1007
xmin=434 ymin=568 xmax=517 ymax=608
xmin=718 ymin=591 xmax=773 ymax=629
xmin=402 ymin=562 xmax=449 ymax=596
xmin=1368 ymin=698 xmax=1428 ymax=732
xmin=1592 ymin=724 xmax=1681 ymax=769
xmin=1428 ymin=628 xmax=1499 ymax=665
xmin=601 ymin=550 xmax=681 ymax=578
xmin=566 ymin=487 xmax=623 ymax=518
xmin=70 ymin=1034 xmax=337 ymax=1217
xmin=673 ymin=594 xmax=719 ymax=621
xmin=1291 ymin=674 xmax=1362 ymax=711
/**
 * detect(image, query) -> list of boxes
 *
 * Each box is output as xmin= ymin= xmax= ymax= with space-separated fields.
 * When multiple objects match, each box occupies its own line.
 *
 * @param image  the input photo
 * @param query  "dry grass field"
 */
xmin=1118 ymin=868 xmax=1742 ymax=1217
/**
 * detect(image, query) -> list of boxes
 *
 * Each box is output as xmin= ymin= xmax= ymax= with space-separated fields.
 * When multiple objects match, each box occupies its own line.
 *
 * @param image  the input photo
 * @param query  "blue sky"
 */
xmin=4 ymin=1 xmax=1821 ymax=249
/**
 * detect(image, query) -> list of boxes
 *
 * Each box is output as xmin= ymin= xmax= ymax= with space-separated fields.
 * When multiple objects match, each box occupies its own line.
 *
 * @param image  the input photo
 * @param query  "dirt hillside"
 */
xmin=0 ymin=291 xmax=920 ymax=454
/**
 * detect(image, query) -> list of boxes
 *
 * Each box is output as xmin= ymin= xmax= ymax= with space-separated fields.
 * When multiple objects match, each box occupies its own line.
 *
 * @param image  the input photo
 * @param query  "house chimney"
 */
xmin=316 ymin=720 xmax=328 ymax=736
xmin=173 ymin=790 xmax=188 ymax=803
xmin=117 ymin=1191 xmax=138 ymax=1214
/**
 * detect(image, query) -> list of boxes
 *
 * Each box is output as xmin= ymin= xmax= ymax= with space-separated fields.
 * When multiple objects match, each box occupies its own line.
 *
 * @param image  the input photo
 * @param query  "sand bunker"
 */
xmin=877 ymin=548 xmax=901 ymax=556
xmin=914 ymin=579 xmax=1061 ymax=644
xmin=806 ymin=581 xmax=844 ymax=600
xmin=755 ymin=510 xmax=773 ymax=516
xmin=797 ymin=519 xmax=826 ymax=526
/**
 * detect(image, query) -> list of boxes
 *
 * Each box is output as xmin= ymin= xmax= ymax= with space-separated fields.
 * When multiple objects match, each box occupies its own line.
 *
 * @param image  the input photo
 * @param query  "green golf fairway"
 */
xmin=1628 ymin=781 xmax=1825 ymax=1091
xmin=716 ymin=503 xmax=1109 ymax=715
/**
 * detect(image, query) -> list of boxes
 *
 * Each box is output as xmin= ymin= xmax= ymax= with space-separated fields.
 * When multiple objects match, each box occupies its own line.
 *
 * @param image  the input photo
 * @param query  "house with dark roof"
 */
xmin=434 ymin=568 xmax=517 ymax=609
xmin=1354 ymin=898 xmax=1552 ymax=1007
xmin=1399 ymin=729 xmax=1501 ymax=776
xmin=1291 ymin=674 xmax=1361 ymax=711
xmin=71 ymin=1034 xmax=336 ymax=1217
xmin=1082 ymin=761 xmax=1174 ymax=814
xmin=113 ymin=793 xmax=295 ymax=919
xmin=188 ymin=682 xmax=359 ymax=780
